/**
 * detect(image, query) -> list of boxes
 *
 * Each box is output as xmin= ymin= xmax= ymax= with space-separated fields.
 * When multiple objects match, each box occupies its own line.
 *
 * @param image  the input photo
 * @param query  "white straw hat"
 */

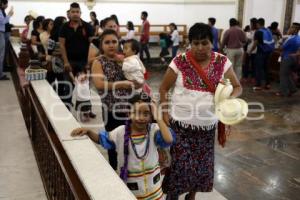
xmin=215 ymin=98 xmax=248 ymax=125
xmin=214 ymin=79 xmax=233 ymax=104
xmin=28 ymin=10 xmax=38 ymax=19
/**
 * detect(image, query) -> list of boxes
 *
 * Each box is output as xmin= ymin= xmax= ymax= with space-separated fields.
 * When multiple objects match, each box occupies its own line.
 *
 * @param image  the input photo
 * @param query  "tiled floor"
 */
xmin=0 ymin=74 xmax=47 ymax=200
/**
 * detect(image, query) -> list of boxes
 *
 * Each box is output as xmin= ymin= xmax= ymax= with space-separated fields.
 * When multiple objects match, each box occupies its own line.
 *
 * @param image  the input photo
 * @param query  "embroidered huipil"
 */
xmin=169 ymin=51 xmax=232 ymax=130
xmin=99 ymin=124 xmax=172 ymax=200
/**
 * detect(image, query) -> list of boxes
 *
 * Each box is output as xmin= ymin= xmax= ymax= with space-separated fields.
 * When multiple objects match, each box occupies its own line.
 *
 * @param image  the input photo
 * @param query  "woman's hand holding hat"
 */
xmin=215 ymin=79 xmax=248 ymax=125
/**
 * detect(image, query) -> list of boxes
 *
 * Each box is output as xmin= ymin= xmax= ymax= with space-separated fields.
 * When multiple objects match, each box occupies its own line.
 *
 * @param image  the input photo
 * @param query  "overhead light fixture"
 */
xmin=85 ymin=0 xmax=96 ymax=10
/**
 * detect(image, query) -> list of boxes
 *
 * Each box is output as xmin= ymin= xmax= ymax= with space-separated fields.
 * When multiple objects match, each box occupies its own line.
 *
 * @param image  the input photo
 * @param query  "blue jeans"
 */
xmin=0 ymin=32 xmax=5 ymax=78
xmin=171 ymin=45 xmax=179 ymax=59
xmin=254 ymin=52 xmax=271 ymax=86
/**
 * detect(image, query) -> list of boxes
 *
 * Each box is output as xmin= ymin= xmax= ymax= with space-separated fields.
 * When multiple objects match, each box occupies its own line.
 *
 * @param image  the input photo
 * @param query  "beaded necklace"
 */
xmin=120 ymin=120 xmax=151 ymax=182
xmin=130 ymin=128 xmax=150 ymax=160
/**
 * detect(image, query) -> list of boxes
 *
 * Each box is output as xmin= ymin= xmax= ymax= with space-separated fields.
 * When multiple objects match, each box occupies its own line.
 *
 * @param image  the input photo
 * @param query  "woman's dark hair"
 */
xmin=99 ymin=29 xmax=119 ymax=53
xmin=90 ymin=11 xmax=97 ymax=19
xmin=270 ymin=22 xmax=279 ymax=30
xmin=169 ymin=23 xmax=177 ymax=30
xmin=188 ymin=23 xmax=213 ymax=43
xmin=110 ymin=14 xmax=120 ymax=26
xmin=124 ymin=39 xmax=140 ymax=55
xmin=100 ymin=19 xmax=104 ymax=29
xmin=33 ymin=16 xmax=45 ymax=30
xmin=102 ymin=17 xmax=117 ymax=28
xmin=127 ymin=21 xmax=134 ymax=31
xmin=42 ymin=18 xmax=53 ymax=31
xmin=24 ymin=15 xmax=31 ymax=23
xmin=243 ymin=25 xmax=250 ymax=32
xmin=50 ymin=16 xmax=66 ymax=41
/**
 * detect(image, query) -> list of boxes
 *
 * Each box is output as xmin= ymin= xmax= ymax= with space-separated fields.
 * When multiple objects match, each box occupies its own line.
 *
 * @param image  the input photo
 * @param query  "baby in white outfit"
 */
xmin=122 ymin=39 xmax=146 ymax=93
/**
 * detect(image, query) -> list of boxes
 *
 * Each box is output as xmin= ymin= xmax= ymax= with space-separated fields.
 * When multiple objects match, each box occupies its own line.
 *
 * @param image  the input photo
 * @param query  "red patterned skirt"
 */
xmin=162 ymin=120 xmax=216 ymax=195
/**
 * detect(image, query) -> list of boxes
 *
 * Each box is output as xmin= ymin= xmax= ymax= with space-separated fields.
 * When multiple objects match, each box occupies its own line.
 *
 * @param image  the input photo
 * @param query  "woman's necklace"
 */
xmin=130 ymin=125 xmax=150 ymax=160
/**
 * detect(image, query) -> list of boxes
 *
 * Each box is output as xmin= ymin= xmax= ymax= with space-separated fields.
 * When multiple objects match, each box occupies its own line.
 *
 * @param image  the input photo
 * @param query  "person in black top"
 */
xmin=89 ymin=11 xmax=99 ymax=36
xmin=50 ymin=16 xmax=66 ymax=43
xmin=59 ymin=2 xmax=94 ymax=112
xmin=46 ymin=16 xmax=67 ymax=99
xmin=31 ymin=16 xmax=45 ymax=57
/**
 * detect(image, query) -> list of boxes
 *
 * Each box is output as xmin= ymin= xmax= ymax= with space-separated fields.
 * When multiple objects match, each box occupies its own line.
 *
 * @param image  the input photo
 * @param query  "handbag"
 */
xmin=25 ymin=60 xmax=47 ymax=81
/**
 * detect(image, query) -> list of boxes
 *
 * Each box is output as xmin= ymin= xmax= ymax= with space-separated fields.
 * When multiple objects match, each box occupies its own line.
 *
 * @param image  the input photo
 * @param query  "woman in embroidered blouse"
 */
xmin=159 ymin=23 xmax=242 ymax=200
xmin=92 ymin=29 xmax=141 ymax=170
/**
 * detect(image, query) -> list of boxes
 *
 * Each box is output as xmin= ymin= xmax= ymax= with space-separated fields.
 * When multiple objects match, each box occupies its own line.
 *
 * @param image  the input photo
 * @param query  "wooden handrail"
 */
xmin=12 ymin=24 xmax=188 ymax=38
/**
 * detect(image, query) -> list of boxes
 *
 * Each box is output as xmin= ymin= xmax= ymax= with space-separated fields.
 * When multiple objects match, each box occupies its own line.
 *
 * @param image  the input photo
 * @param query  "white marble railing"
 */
xmin=10 ymin=37 xmax=21 ymax=58
xmin=30 ymin=80 xmax=136 ymax=200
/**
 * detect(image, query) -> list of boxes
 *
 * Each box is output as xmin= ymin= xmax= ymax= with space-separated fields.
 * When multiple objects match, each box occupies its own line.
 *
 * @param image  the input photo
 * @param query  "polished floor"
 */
xmin=146 ymin=67 xmax=300 ymax=200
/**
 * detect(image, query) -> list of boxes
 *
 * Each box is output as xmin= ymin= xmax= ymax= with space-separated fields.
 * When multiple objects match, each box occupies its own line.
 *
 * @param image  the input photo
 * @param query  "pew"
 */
xmin=14 ymin=24 xmax=188 ymax=45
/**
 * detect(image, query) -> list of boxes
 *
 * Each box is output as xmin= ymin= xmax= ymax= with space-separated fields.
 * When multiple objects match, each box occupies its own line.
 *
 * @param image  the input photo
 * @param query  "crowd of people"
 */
xmin=1 ymin=0 xmax=300 ymax=199
xmin=217 ymin=17 xmax=300 ymax=96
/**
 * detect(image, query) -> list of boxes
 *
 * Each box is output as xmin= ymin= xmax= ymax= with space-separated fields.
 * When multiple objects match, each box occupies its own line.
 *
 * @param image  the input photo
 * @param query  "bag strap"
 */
xmin=186 ymin=51 xmax=215 ymax=93
xmin=186 ymin=50 xmax=227 ymax=147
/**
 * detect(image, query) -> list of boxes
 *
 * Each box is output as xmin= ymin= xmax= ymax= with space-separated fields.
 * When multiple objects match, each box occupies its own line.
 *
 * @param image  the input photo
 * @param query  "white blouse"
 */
xmin=168 ymin=52 xmax=232 ymax=129
xmin=171 ymin=30 xmax=180 ymax=46
xmin=125 ymin=30 xmax=135 ymax=40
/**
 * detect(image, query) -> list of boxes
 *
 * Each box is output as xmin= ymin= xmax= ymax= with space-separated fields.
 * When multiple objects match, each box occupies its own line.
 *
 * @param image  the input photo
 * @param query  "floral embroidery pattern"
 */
xmin=174 ymin=52 xmax=227 ymax=93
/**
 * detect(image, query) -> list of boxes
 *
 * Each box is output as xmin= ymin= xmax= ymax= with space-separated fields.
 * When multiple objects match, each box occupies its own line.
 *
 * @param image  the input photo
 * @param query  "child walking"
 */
xmin=73 ymin=70 xmax=92 ymax=122
xmin=159 ymin=33 xmax=170 ymax=64
xmin=71 ymin=93 xmax=175 ymax=199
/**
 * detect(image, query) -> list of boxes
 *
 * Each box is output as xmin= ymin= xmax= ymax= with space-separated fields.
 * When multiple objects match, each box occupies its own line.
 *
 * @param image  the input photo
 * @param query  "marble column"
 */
xmin=283 ymin=0 xmax=295 ymax=33
xmin=237 ymin=0 xmax=245 ymax=26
